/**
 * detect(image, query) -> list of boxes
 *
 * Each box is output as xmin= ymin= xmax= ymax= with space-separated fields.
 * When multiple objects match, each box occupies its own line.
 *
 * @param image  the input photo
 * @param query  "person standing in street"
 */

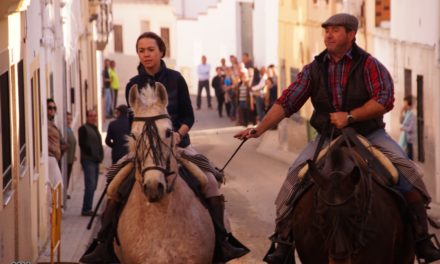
xmin=212 ymin=67 xmax=225 ymax=117
xmin=78 ymin=110 xmax=104 ymax=216
xmin=47 ymin=99 xmax=67 ymax=187
xmin=66 ymin=112 xmax=77 ymax=199
xmin=196 ymin=55 xmax=212 ymax=110
xmin=235 ymin=13 xmax=440 ymax=263
xmin=102 ymin=58 xmax=113 ymax=118
xmin=399 ymin=95 xmax=416 ymax=160
xmin=105 ymin=105 xmax=130 ymax=164
xmin=109 ymin=60 xmax=120 ymax=110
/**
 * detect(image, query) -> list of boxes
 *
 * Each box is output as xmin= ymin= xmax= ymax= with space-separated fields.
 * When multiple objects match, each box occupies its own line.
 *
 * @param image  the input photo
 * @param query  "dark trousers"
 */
xmin=112 ymin=89 xmax=118 ymax=109
xmin=67 ymin=163 xmax=73 ymax=189
xmin=196 ymin=80 xmax=211 ymax=109
xmin=407 ymin=143 xmax=414 ymax=160
xmin=215 ymin=92 xmax=225 ymax=117
xmin=81 ymin=159 xmax=100 ymax=213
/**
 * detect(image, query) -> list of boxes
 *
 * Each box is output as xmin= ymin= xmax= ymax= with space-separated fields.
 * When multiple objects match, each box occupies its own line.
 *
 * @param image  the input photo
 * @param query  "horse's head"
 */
xmin=308 ymin=146 xmax=360 ymax=206
xmin=128 ymin=81 xmax=176 ymax=203
xmin=307 ymin=144 xmax=363 ymax=260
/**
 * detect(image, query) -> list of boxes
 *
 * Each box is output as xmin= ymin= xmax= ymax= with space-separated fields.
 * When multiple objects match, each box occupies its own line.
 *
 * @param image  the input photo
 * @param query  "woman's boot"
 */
xmin=206 ymin=195 xmax=249 ymax=262
xmin=79 ymin=200 xmax=120 ymax=263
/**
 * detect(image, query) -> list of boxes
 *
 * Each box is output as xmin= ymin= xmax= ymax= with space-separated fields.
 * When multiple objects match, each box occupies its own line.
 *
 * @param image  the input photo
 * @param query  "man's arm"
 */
xmin=330 ymin=99 xmax=386 ymax=129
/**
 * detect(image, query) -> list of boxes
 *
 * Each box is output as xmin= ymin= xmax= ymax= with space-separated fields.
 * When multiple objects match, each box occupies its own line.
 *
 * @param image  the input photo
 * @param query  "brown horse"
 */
xmin=114 ymin=82 xmax=215 ymax=263
xmin=290 ymin=135 xmax=414 ymax=264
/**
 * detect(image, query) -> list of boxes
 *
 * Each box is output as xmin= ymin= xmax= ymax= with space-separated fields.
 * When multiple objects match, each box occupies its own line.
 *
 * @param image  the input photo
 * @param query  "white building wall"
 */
xmin=391 ymin=0 xmax=439 ymax=46
xmin=175 ymin=0 xmax=238 ymax=94
xmin=175 ymin=0 xmax=279 ymax=94
xmin=108 ymin=2 xmax=176 ymax=92
xmin=253 ymin=0 xmax=278 ymax=67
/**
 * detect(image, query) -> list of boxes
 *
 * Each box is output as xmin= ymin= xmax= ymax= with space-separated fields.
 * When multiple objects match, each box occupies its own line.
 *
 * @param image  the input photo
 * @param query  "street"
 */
xmin=190 ymin=100 xmax=297 ymax=263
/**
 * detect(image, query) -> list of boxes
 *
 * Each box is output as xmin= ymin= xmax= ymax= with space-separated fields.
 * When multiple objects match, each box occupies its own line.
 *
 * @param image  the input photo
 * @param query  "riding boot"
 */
xmin=79 ymin=200 xmax=120 ymax=264
xmin=263 ymin=233 xmax=294 ymax=264
xmin=405 ymin=190 xmax=440 ymax=263
xmin=206 ymin=195 xmax=249 ymax=262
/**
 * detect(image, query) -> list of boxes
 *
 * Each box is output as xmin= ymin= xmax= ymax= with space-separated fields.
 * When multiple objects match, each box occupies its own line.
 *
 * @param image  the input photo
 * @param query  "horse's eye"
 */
xmin=165 ymin=129 xmax=173 ymax=138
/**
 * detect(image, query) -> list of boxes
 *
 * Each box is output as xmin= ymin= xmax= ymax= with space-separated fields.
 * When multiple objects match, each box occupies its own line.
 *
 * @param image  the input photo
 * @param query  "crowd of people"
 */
xmin=197 ymin=53 xmax=279 ymax=127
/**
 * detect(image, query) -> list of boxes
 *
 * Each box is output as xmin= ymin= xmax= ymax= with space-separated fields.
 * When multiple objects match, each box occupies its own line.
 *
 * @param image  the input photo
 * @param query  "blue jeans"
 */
xmin=254 ymin=96 xmax=265 ymax=122
xmin=290 ymin=128 xmax=412 ymax=193
xmin=104 ymin=87 xmax=113 ymax=117
xmin=81 ymin=159 xmax=100 ymax=213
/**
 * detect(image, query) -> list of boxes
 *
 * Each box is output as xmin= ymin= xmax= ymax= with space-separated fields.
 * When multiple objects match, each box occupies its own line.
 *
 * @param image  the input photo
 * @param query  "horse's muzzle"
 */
xmin=144 ymin=182 xmax=165 ymax=203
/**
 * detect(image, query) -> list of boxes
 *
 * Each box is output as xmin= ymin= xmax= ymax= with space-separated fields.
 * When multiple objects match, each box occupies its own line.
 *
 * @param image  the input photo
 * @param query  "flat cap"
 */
xmin=321 ymin=13 xmax=358 ymax=32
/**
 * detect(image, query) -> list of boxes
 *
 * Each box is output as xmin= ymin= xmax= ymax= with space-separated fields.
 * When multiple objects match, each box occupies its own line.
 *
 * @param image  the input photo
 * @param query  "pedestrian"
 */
xmin=196 ymin=55 xmax=212 ymax=110
xmin=78 ymin=109 xmax=104 ymax=216
xmin=102 ymin=58 xmax=113 ymax=118
xmin=236 ymin=69 xmax=251 ymax=126
xmin=251 ymin=66 xmax=267 ymax=123
xmin=80 ymin=31 xmax=248 ymax=263
xmin=212 ymin=67 xmax=225 ymax=117
xmin=105 ymin=104 xmax=130 ymax=164
xmin=47 ymin=99 xmax=67 ymax=187
xmin=66 ymin=112 xmax=77 ymax=199
xmin=399 ymin=95 xmax=416 ymax=160
xmin=223 ymin=67 xmax=235 ymax=120
xmin=235 ymin=13 xmax=440 ymax=263
xmin=241 ymin=52 xmax=254 ymax=69
xmin=109 ymin=60 xmax=120 ymax=110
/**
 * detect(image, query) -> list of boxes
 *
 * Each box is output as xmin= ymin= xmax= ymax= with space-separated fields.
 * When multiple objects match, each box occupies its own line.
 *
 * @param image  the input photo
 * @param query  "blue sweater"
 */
xmin=125 ymin=60 xmax=195 ymax=148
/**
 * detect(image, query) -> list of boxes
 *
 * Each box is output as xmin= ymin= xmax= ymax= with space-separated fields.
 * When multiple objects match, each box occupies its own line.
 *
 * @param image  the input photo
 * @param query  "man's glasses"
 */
xmin=48 ymin=106 xmax=57 ymax=111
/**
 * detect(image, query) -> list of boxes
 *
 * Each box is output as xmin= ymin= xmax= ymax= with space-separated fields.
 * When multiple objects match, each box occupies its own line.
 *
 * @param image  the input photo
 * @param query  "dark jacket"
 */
xmin=78 ymin=123 xmax=104 ymax=163
xmin=105 ymin=115 xmax=130 ymax=164
xmin=309 ymin=43 xmax=385 ymax=136
xmin=125 ymin=60 xmax=194 ymax=148
xmin=211 ymin=75 xmax=224 ymax=96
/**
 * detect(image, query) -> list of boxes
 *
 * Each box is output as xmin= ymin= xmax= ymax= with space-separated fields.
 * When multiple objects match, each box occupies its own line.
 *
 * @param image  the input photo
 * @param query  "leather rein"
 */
xmin=131 ymin=114 xmax=177 ymax=193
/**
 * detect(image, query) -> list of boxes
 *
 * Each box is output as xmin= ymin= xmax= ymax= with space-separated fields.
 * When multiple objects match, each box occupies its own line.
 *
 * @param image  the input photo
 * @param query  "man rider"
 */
xmin=235 ymin=13 xmax=440 ymax=263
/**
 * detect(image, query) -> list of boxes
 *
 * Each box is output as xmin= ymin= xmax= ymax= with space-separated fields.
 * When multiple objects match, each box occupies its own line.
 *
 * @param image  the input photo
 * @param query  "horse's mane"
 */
xmin=314 ymin=143 xmax=376 ymax=259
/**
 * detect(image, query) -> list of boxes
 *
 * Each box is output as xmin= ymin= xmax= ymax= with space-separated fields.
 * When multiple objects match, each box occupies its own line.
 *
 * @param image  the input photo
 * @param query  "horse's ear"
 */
xmin=155 ymin=82 xmax=168 ymax=106
xmin=307 ymin=159 xmax=328 ymax=187
xmin=129 ymin=84 xmax=139 ymax=108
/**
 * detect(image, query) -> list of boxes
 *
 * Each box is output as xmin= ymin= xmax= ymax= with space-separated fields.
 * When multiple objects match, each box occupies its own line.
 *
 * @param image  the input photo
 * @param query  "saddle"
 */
xmin=298 ymin=133 xmax=399 ymax=184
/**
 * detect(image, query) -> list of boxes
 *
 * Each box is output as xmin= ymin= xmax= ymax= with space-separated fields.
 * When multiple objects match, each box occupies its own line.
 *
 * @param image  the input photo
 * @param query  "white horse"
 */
xmin=114 ymin=82 xmax=215 ymax=264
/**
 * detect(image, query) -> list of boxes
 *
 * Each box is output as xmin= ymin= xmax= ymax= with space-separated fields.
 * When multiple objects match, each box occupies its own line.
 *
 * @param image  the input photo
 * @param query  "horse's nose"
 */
xmin=157 ymin=182 xmax=164 ymax=197
xmin=146 ymin=182 xmax=165 ymax=203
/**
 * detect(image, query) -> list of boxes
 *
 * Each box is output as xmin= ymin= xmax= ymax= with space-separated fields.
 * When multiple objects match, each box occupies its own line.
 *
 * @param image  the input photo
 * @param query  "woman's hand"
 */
xmin=234 ymin=128 xmax=259 ymax=140
xmin=174 ymin=132 xmax=182 ymax=145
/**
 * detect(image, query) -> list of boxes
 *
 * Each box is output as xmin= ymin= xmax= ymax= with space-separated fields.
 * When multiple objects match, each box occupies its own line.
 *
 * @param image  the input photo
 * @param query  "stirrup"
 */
xmin=416 ymin=234 xmax=440 ymax=264
xmin=263 ymin=234 xmax=295 ymax=264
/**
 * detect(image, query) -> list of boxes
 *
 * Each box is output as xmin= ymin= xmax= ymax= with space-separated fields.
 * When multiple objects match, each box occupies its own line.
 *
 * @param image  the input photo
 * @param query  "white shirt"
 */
xmin=197 ymin=63 xmax=211 ymax=81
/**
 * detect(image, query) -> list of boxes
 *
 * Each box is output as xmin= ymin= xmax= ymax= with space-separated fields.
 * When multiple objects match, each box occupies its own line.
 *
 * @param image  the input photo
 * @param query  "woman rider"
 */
xmin=80 ymin=32 xmax=248 ymax=263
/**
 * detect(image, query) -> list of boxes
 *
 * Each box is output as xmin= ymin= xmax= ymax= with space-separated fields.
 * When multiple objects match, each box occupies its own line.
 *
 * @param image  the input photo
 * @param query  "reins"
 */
xmin=132 ymin=114 xmax=178 ymax=193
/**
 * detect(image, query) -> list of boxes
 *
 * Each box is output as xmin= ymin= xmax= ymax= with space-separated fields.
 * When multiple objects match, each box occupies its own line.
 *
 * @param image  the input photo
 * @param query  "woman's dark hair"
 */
xmin=136 ymin=32 xmax=166 ymax=58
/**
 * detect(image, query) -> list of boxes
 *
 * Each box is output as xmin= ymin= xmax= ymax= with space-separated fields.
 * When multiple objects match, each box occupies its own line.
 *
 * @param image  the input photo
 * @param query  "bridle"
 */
xmin=131 ymin=114 xmax=177 ymax=193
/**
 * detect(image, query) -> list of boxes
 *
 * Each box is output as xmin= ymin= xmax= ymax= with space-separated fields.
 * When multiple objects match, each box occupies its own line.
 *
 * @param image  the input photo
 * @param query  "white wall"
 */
xmin=391 ymin=0 xmax=439 ymax=46
xmin=175 ymin=0 xmax=238 ymax=94
xmin=108 ymin=2 xmax=177 ymax=91
xmin=253 ymin=0 xmax=278 ymax=67
xmin=171 ymin=0 xmax=220 ymax=18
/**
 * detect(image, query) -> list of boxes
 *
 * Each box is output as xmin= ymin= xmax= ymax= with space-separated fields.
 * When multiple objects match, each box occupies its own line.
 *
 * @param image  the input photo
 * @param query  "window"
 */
xmin=1 ymin=71 xmax=12 ymax=193
xmin=18 ymin=60 xmax=26 ymax=174
xmin=416 ymin=75 xmax=424 ymax=162
xmin=113 ymin=24 xmax=123 ymax=53
xmin=375 ymin=0 xmax=390 ymax=27
xmin=160 ymin=27 xmax=170 ymax=57
xmin=140 ymin=20 xmax=150 ymax=33
xmin=31 ymin=69 xmax=42 ymax=172
xmin=404 ymin=69 xmax=412 ymax=97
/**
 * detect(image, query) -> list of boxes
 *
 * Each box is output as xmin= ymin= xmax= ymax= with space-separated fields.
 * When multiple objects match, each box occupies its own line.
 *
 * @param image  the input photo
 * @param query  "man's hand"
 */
xmin=330 ymin=112 xmax=349 ymax=129
xmin=234 ymin=128 xmax=259 ymax=140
